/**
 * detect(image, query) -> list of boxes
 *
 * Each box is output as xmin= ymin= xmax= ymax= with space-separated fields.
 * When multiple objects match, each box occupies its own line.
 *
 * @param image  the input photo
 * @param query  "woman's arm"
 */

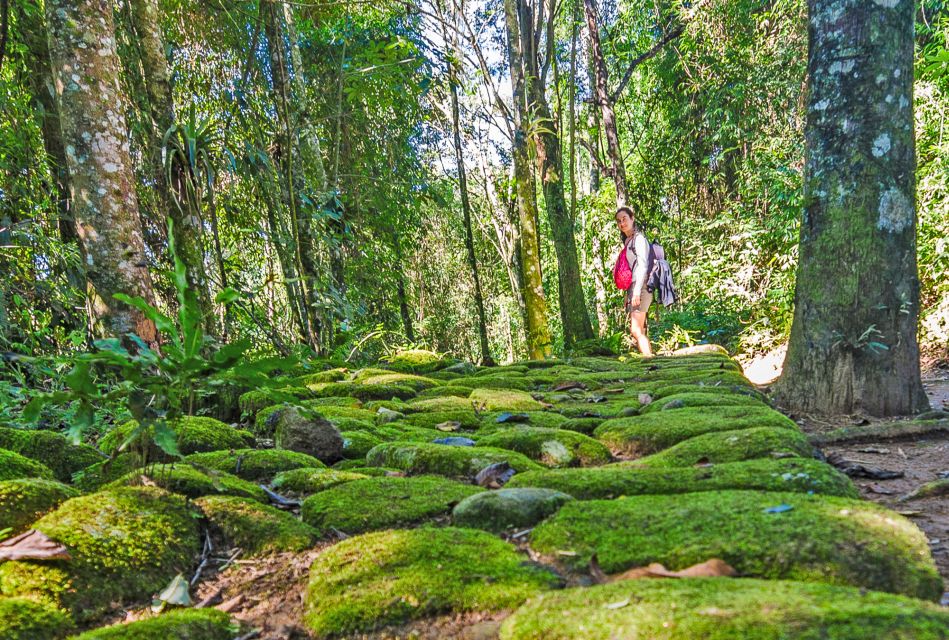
xmin=631 ymin=233 xmax=649 ymax=294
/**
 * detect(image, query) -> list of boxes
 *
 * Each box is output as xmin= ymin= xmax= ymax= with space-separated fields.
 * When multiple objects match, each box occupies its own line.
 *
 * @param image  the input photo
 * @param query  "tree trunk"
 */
xmin=128 ymin=0 xmax=217 ymax=333
xmin=504 ymin=0 xmax=552 ymax=359
xmin=584 ymin=0 xmax=627 ymax=206
xmin=45 ymin=0 xmax=158 ymax=344
xmin=774 ymin=0 xmax=928 ymax=416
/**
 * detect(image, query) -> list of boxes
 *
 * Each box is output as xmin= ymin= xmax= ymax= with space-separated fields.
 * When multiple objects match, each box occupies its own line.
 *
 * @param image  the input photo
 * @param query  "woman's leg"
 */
xmin=629 ymin=310 xmax=653 ymax=357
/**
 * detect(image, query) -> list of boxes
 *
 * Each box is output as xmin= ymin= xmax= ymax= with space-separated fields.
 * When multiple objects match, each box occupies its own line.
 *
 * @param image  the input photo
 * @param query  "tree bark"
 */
xmin=504 ymin=0 xmax=552 ymax=359
xmin=584 ymin=0 xmax=627 ymax=206
xmin=774 ymin=0 xmax=928 ymax=416
xmin=45 ymin=0 xmax=158 ymax=344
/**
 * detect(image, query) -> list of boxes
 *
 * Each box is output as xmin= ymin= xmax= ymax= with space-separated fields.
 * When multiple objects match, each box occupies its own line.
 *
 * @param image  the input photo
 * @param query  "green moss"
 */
xmin=315 ymin=382 xmax=417 ymax=401
xmin=301 ymin=475 xmax=482 ymax=535
xmin=638 ymin=391 xmax=768 ymax=414
xmin=331 ymin=465 xmax=399 ymax=476
xmin=292 ymin=368 xmax=350 ymax=387
xmin=0 ymin=597 xmax=74 ymax=640
xmin=469 ymin=388 xmax=543 ymax=412
xmin=482 ymin=411 xmax=569 ymax=430
xmin=407 ymin=395 xmax=475 ymax=412
xmin=0 ymin=479 xmax=80 ymax=535
xmin=453 ymin=488 xmax=574 ymax=533
xmin=184 ymin=448 xmax=324 ymax=482
xmin=0 ymin=447 xmax=55 ymax=481
xmin=403 ymin=409 xmax=481 ymax=430
xmin=238 ymin=387 xmax=311 ymax=416
xmin=473 ymin=364 xmax=532 ymax=376
xmin=506 ymin=458 xmax=858 ymax=499
xmin=382 ymin=349 xmax=446 ymax=373
xmin=68 ymin=609 xmax=235 ymax=639
xmin=530 ymin=490 xmax=942 ymax=600
xmin=304 ymin=527 xmax=559 ymax=636
xmin=594 ymin=407 xmax=797 ymax=456
xmin=632 ymin=427 xmax=814 ymax=467
xmin=500 ymin=577 xmax=949 ymax=640
xmin=558 ymin=418 xmax=603 ymax=435
xmin=479 ymin=427 xmax=611 ymax=468
xmin=456 ymin=375 xmax=531 ymax=391
xmin=339 ymin=430 xmax=384 ymax=458
xmin=272 ymin=467 xmax=368 ymax=495
xmin=555 ymin=398 xmax=643 ymax=419
xmin=358 ymin=372 xmax=439 ymax=391
xmin=365 ymin=442 xmax=542 ymax=479
xmin=0 ymin=487 xmax=200 ymax=620
xmin=71 ymin=453 xmax=142 ymax=492
xmin=306 ymin=404 xmax=378 ymax=422
xmin=195 ymin=495 xmax=317 ymax=555
xmin=0 ymin=427 xmax=101 ymax=483
xmin=650 ymin=382 xmax=764 ymax=402
xmin=98 ymin=417 xmax=255 ymax=459
xmin=415 ymin=384 xmax=475 ymax=399
xmin=104 ymin=464 xmax=267 ymax=502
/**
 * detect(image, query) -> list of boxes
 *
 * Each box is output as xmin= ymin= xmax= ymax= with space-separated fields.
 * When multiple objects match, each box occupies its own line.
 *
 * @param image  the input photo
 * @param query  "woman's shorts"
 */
xmin=624 ymin=286 xmax=653 ymax=314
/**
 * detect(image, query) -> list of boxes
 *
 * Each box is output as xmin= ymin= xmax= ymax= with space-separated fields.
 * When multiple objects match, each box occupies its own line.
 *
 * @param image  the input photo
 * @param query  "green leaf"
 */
xmin=152 ymin=420 xmax=181 ymax=458
xmin=64 ymin=361 xmax=97 ymax=396
xmin=215 ymin=287 xmax=241 ymax=304
xmin=113 ymin=293 xmax=175 ymax=335
xmin=22 ymin=396 xmax=49 ymax=424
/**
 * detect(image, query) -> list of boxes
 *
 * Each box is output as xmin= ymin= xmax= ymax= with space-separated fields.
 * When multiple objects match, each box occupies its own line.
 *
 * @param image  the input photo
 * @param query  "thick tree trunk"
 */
xmin=774 ymin=0 xmax=928 ymax=416
xmin=584 ymin=0 xmax=627 ymax=206
xmin=504 ymin=0 xmax=552 ymax=359
xmin=45 ymin=0 xmax=158 ymax=344
xmin=128 ymin=0 xmax=216 ymax=332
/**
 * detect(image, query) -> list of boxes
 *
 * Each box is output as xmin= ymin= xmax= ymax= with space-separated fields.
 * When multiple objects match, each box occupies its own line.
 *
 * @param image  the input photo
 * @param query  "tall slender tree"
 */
xmin=775 ymin=0 xmax=928 ymax=416
xmin=45 ymin=0 xmax=158 ymax=343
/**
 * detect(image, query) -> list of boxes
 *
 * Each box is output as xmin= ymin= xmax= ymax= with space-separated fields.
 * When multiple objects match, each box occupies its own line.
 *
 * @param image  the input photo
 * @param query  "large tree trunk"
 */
xmin=504 ymin=0 xmax=552 ymax=359
xmin=774 ymin=0 xmax=928 ymax=416
xmin=45 ymin=0 xmax=158 ymax=344
xmin=128 ymin=0 xmax=216 ymax=332
xmin=584 ymin=0 xmax=627 ymax=206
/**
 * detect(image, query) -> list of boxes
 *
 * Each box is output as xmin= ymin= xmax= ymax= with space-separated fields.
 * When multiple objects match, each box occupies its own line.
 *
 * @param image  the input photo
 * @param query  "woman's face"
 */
xmin=615 ymin=211 xmax=634 ymax=237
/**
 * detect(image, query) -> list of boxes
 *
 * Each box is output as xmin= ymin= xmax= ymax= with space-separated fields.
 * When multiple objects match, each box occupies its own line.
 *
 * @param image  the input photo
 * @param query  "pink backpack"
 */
xmin=613 ymin=238 xmax=633 ymax=290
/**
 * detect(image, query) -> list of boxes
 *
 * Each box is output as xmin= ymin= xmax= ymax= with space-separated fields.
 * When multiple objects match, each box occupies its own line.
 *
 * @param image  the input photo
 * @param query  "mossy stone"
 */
xmin=479 ymin=427 xmax=611 ymax=468
xmin=0 ymin=487 xmax=201 ymax=619
xmin=365 ymin=442 xmax=542 ymax=479
xmin=506 ymin=458 xmax=859 ymax=499
xmin=304 ymin=527 xmax=560 ymax=637
xmin=238 ymin=387 xmax=311 ymax=417
xmin=594 ymin=407 xmax=797 ymax=456
xmin=382 ymin=349 xmax=446 ymax=373
xmin=104 ymin=464 xmax=267 ymax=502
xmin=68 ymin=609 xmax=235 ymax=639
xmin=415 ymin=384 xmax=475 ymax=399
xmin=500 ymin=578 xmax=949 ymax=640
xmin=0 ymin=478 xmax=80 ymax=535
xmin=650 ymin=382 xmax=765 ymax=402
xmin=632 ymin=427 xmax=815 ymax=467
xmin=71 ymin=453 xmax=142 ymax=492
xmin=292 ymin=368 xmax=350 ymax=387
xmin=314 ymin=382 xmax=417 ymax=401
xmin=483 ymin=411 xmax=569 ymax=430
xmin=403 ymin=409 xmax=481 ymax=430
xmin=469 ymin=388 xmax=543 ymax=412
xmin=195 ymin=495 xmax=317 ymax=555
xmin=339 ymin=430 xmax=384 ymax=458
xmin=453 ymin=488 xmax=574 ymax=533
xmin=305 ymin=404 xmax=378 ymax=422
xmin=98 ymin=417 xmax=255 ymax=459
xmin=0 ymin=427 xmax=101 ymax=483
xmin=407 ymin=395 xmax=475 ymax=412
xmin=0 ymin=597 xmax=74 ymax=640
xmin=456 ymin=375 xmax=531 ymax=392
xmin=358 ymin=372 xmax=439 ymax=391
xmin=331 ymin=465 xmax=399 ymax=477
xmin=558 ymin=417 xmax=603 ymax=435
xmin=0 ymin=447 xmax=55 ymax=481
xmin=272 ymin=467 xmax=368 ymax=496
xmin=530 ymin=490 xmax=943 ymax=600
xmin=300 ymin=475 xmax=482 ymax=535
xmin=184 ymin=448 xmax=324 ymax=482
xmin=638 ymin=391 xmax=768 ymax=414
xmin=272 ymin=407 xmax=344 ymax=463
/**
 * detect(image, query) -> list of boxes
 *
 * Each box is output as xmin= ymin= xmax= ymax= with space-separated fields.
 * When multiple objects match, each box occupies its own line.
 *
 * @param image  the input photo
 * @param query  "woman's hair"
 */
xmin=615 ymin=206 xmax=637 ymax=242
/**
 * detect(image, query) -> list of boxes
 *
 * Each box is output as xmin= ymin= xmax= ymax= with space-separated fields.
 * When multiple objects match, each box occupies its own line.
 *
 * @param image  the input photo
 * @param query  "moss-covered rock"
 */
xmin=71 ymin=453 xmax=142 ymax=492
xmin=331 ymin=465 xmax=399 ymax=477
xmin=594 ymin=406 xmax=797 ymax=456
xmin=558 ymin=417 xmax=603 ymax=435
xmin=406 ymin=395 xmax=475 ymax=412
xmin=0 ymin=447 xmax=55 ymax=481
xmin=482 ymin=411 xmax=569 ymax=430
xmin=0 ymin=487 xmax=201 ymax=619
xmin=631 ymin=427 xmax=815 ymax=467
xmin=104 ymin=464 xmax=266 ymax=502
xmin=479 ymin=427 xmax=612 ymax=468
xmin=0 ymin=478 xmax=80 ymax=535
xmin=238 ymin=387 xmax=311 ymax=417
xmin=68 ymin=609 xmax=235 ymax=639
xmin=0 ymin=597 xmax=75 ymax=640
xmin=195 ymin=495 xmax=317 ymax=555
xmin=358 ymin=372 xmax=439 ymax=391
xmin=382 ymin=349 xmax=447 ymax=373
xmin=500 ymin=578 xmax=949 ymax=640
xmin=300 ymin=475 xmax=482 ymax=535
xmin=314 ymin=382 xmax=417 ymax=401
xmin=453 ymin=488 xmax=574 ymax=533
xmin=649 ymin=382 xmax=763 ymax=402
xmin=292 ymin=368 xmax=350 ymax=387
xmin=402 ymin=409 xmax=481 ymax=430
xmin=365 ymin=442 xmax=542 ymax=479
xmin=530 ymin=490 xmax=942 ymax=600
xmin=638 ymin=391 xmax=768 ymax=414
xmin=456 ymin=375 xmax=531 ymax=392
xmin=506 ymin=458 xmax=858 ymax=500
xmin=469 ymin=388 xmax=543 ymax=412
xmin=272 ymin=467 xmax=368 ymax=496
xmin=271 ymin=407 xmax=344 ymax=463
xmin=184 ymin=448 xmax=324 ymax=482
xmin=304 ymin=527 xmax=560 ymax=637
xmin=339 ymin=430 xmax=384 ymax=458
xmin=98 ymin=417 xmax=255 ymax=459
xmin=415 ymin=384 xmax=475 ymax=399
xmin=0 ymin=427 xmax=101 ymax=483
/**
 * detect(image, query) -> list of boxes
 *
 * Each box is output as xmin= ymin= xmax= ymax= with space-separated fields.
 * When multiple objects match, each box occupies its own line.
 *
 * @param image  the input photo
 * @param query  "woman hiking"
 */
xmin=615 ymin=206 xmax=654 ymax=357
